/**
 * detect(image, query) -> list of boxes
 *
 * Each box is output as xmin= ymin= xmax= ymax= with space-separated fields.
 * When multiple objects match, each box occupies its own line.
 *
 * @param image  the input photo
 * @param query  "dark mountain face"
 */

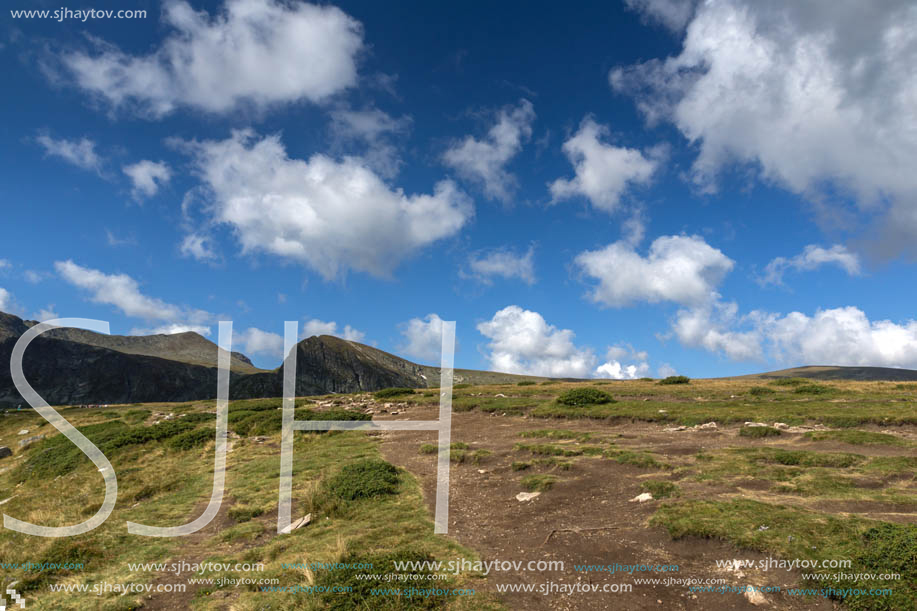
xmin=0 ymin=312 xmax=429 ymax=407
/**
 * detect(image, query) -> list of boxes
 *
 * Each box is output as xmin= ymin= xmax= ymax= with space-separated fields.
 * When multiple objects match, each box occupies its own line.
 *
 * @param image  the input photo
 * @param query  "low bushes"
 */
xmin=555 ymin=387 xmax=615 ymax=406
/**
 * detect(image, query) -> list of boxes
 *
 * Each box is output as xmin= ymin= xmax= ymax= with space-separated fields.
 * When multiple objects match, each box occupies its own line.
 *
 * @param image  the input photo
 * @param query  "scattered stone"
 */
xmin=516 ymin=492 xmax=540 ymax=502
xmin=745 ymin=589 xmax=768 ymax=605
xmin=0 ymin=447 xmax=12 ymax=459
xmin=0 ymin=496 xmax=15 ymax=506
xmin=17 ymin=429 xmax=28 ymax=435
xmin=664 ymin=426 xmax=687 ymax=432
xmin=629 ymin=492 xmax=654 ymax=503
xmin=773 ymin=422 xmax=790 ymax=430
xmin=280 ymin=513 xmax=312 ymax=534
xmin=18 ymin=435 xmax=44 ymax=448
xmin=477 ymin=469 xmax=487 ymax=474
xmin=658 ymin=409 xmax=667 ymax=413
xmin=744 ymin=422 xmax=768 ymax=428
xmin=696 ymin=422 xmax=718 ymax=430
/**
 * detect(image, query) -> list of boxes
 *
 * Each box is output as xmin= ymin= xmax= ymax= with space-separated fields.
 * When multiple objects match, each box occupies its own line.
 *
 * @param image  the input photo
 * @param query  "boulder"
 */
xmin=0 ymin=446 xmax=11 ymax=459
xmin=629 ymin=492 xmax=654 ymax=503
xmin=516 ymin=492 xmax=540 ymax=502
xmin=279 ymin=514 xmax=312 ymax=534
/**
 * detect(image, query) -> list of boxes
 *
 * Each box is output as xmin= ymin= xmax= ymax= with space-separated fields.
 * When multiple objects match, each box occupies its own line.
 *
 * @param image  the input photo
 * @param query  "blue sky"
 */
xmin=2 ymin=0 xmax=917 ymax=377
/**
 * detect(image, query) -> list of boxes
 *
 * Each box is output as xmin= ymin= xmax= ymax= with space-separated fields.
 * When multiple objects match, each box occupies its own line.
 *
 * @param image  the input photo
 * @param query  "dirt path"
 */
xmin=378 ymin=407 xmax=836 ymax=610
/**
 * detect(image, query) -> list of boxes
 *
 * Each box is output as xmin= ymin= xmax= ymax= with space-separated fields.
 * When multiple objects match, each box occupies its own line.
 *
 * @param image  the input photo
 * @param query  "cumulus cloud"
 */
xmin=624 ymin=0 xmax=696 ymax=32
xmin=549 ymin=117 xmax=658 ymax=212
xmin=595 ymin=344 xmax=650 ymax=379
xmin=61 ymin=0 xmax=364 ymax=116
xmin=24 ymin=270 xmax=47 ymax=284
xmin=33 ymin=306 xmax=59 ymax=321
xmin=234 ymin=327 xmax=284 ymax=358
xmin=180 ymin=233 xmax=219 ymax=261
xmin=303 ymin=318 xmax=365 ymax=342
xmin=657 ymin=363 xmax=677 ymax=378
xmin=673 ymin=300 xmax=917 ymax=369
xmin=36 ymin=133 xmax=102 ymax=172
xmin=55 ymin=260 xmax=211 ymax=326
xmin=464 ymin=246 xmax=535 ymax=285
xmin=123 ymin=160 xmax=171 ymax=200
xmin=399 ymin=313 xmax=446 ymax=362
xmin=576 ymin=235 xmax=734 ymax=307
xmin=329 ymin=107 xmax=411 ymax=179
xmin=611 ymin=1 xmax=917 ymax=256
xmin=477 ymin=306 xmax=596 ymax=377
xmin=443 ymin=99 xmax=535 ymax=201
xmin=0 ymin=288 xmax=12 ymax=312
xmin=185 ymin=130 xmax=472 ymax=279
xmin=760 ymin=244 xmax=861 ymax=286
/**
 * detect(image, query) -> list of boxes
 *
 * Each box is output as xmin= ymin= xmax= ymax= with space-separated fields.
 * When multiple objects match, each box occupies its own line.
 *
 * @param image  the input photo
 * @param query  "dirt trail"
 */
xmin=378 ymin=407 xmax=835 ymax=610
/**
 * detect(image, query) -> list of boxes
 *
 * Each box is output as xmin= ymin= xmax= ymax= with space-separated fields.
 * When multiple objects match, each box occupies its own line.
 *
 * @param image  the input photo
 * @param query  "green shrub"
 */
xmin=749 ymin=386 xmax=776 ymax=396
xmin=658 ymin=375 xmax=691 ymax=385
xmin=453 ymin=383 xmax=471 ymax=389
xmin=794 ymin=384 xmax=831 ymax=395
xmin=769 ymin=377 xmax=810 ymax=387
xmin=315 ymin=550 xmax=447 ymax=609
xmin=470 ymin=449 xmax=492 ymax=464
xmin=521 ymin=474 xmax=558 ymax=491
xmin=374 ymin=387 xmax=416 ymax=399
xmin=637 ymin=377 xmax=655 ymax=382
xmin=228 ymin=505 xmax=265 ymax=523
xmin=418 ymin=443 xmax=437 ymax=454
xmin=512 ymin=461 xmax=531 ymax=471
xmin=540 ymin=380 xmax=558 ymax=385
xmin=168 ymin=428 xmax=213 ymax=450
xmin=556 ymin=387 xmax=615 ymax=406
xmin=322 ymin=459 xmax=400 ymax=502
xmin=739 ymin=426 xmax=783 ymax=438
xmin=517 ymin=380 xmax=536 ymax=386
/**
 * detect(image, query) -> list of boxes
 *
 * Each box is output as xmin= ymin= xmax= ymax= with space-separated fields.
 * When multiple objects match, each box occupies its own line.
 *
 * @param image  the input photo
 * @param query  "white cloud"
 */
xmin=657 ymin=363 xmax=677 ymax=378
xmin=0 ymin=288 xmax=12 ymax=312
xmin=465 ymin=246 xmax=535 ymax=285
xmin=62 ymin=0 xmax=363 ymax=116
xmin=106 ymin=229 xmax=137 ymax=247
xmin=477 ymin=306 xmax=595 ymax=377
xmin=399 ymin=313 xmax=446 ymax=362
xmin=131 ymin=323 xmax=212 ymax=337
xmin=36 ymin=133 xmax=102 ymax=172
xmin=611 ymin=1 xmax=917 ymax=256
xmin=329 ymin=107 xmax=411 ymax=179
xmin=596 ymin=360 xmax=650 ymax=379
xmin=234 ymin=327 xmax=284 ymax=358
xmin=576 ymin=235 xmax=734 ymax=307
xmin=596 ymin=344 xmax=650 ymax=379
xmin=24 ymin=270 xmax=47 ymax=284
xmin=123 ymin=160 xmax=171 ymax=200
xmin=33 ymin=306 xmax=58 ymax=321
xmin=443 ymin=99 xmax=535 ymax=201
xmin=0 ymin=259 xmax=10 ymax=270
xmin=624 ymin=0 xmax=696 ymax=32
xmin=303 ymin=318 xmax=365 ymax=342
xmin=180 ymin=233 xmax=219 ymax=261
xmin=761 ymin=244 xmax=861 ymax=286
xmin=55 ymin=260 xmax=211 ymax=325
xmin=186 ymin=130 xmax=472 ymax=279
xmin=673 ymin=300 xmax=917 ymax=369
xmin=549 ymin=117 xmax=658 ymax=212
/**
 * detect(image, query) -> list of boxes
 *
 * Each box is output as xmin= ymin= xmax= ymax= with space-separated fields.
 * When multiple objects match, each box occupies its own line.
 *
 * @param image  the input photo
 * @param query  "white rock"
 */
xmin=629 ymin=492 xmax=654 ymax=503
xmin=17 ymin=430 xmax=28 ymax=435
xmin=696 ymin=422 xmax=718 ymax=430
xmin=279 ymin=513 xmax=312 ymax=534
xmin=745 ymin=422 xmax=768 ymax=428
xmin=516 ymin=492 xmax=540 ymax=502
xmin=664 ymin=426 xmax=687 ymax=432
xmin=745 ymin=589 xmax=768 ymax=605
xmin=773 ymin=422 xmax=790 ymax=430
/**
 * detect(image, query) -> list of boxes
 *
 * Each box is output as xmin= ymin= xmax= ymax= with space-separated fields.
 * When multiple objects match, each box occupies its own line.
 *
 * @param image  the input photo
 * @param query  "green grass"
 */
xmin=738 ymin=425 xmax=783 ymax=438
xmin=374 ymin=387 xmax=416 ymax=399
xmin=519 ymin=429 xmax=590 ymax=441
xmin=514 ymin=442 xmax=582 ymax=457
xmin=769 ymin=377 xmax=811 ymax=386
xmin=748 ymin=386 xmax=776 ymax=396
xmin=794 ymin=383 xmax=831 ymax=395
xmin=517 ymin=381 xmax=536 ymax=386
xmin=520 ymin=474 xmax=558 ymax=492
xmin=640 ymin=480 xmax=679 ymax=499
xmin=651 ymin=500 xmax=916 ymax=610
xmin=607 ymin=449 xmax=668 ymax=469
xmin=804 ymin=430 xmax=908 ymax=446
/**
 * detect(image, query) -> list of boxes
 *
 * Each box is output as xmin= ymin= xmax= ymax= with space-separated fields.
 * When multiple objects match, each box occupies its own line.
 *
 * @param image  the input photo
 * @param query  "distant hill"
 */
xmin=744 ymin=365 xmax=917 ymax=381
xmin=0 ymin=311 xmax=546 ymax=407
